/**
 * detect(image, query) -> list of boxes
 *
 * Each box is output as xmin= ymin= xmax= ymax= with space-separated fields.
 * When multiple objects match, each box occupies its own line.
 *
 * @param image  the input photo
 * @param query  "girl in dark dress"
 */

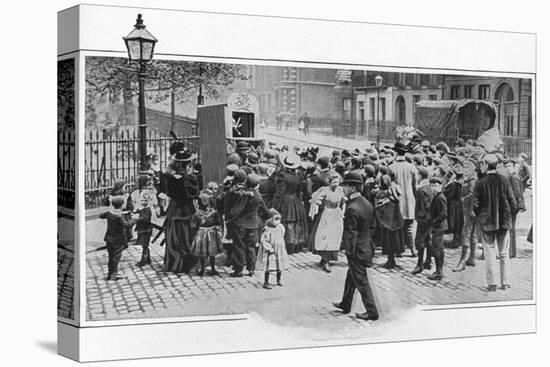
xmin=163 ymin=149 xmax=200 ymax=274
xmin=271 ymin=152 xmax=308 ymax=254
xmin=443 ymin=165 xmax=464 ymax=249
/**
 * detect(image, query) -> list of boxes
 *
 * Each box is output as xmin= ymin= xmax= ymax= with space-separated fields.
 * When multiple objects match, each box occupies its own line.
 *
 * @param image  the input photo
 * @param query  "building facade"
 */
xmin=346 ymin=71 xmax=443 ymax=138
xmin=252 ymin=65 xmax=339 ymax=128
xmin=442 ymin=75 xmax=532 ymax=138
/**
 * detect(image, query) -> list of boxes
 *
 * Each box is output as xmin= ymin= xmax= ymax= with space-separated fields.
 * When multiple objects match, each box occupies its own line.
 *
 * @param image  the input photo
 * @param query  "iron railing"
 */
xmin=83 ymin=129 xmax=199 ymax=209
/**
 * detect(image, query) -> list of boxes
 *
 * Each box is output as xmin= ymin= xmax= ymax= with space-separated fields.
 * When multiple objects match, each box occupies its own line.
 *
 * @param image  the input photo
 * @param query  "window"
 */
xmin=429 ymin=94 xmax=438 ymax=101
xmin=398 ymin=73 xmax=406 ymax=86
xmin=478 ymin=85 xmax=490 ymax=100
xmin=343 ymin=98 xmax=352 ymax=121
xmin=528 ymin=96 xmax=532 ymax=137
xmin=505 ymin=115 xmax=514 ymax=136
xmin=464 ymin=85 xmax=473 ymax=99
xmin=413 ymin=95 xmax=421 ymax=118
xmin=380 ymin=98 xmax=386 ymax=121
xmin=357 ymin=101 xmax=365 ymax=121
xmin=450 ymin=85 xmax=460 ymax=100
xmin=421 ymin=74 xmax=430 ymax=85
xmin=369 ymin=97 xmax=375 ymax=121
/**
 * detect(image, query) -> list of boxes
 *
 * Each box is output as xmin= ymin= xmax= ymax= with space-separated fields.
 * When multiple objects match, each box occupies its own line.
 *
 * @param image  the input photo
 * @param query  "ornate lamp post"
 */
xmin=375 ymin=75 xmax=384 ymax=149
xmin=123 ymin=14 xmax=157 ymax=172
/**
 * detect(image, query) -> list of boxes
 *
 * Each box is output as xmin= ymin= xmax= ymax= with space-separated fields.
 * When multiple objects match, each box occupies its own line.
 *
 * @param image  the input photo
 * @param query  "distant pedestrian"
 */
xmin=333 ymin=172 xmax=379 ymax=322
xmin=276 ymin=112 xmax=283 ymax=131
xmin=257 ymin=209 xmax=289 ymax=289
xmin=303 ymin=112 xmax=311 ymax=135
xmin=473 ymin=154 xmax=517 ymax=291
xmin=99 ymin=196 xmax=135 ymax=281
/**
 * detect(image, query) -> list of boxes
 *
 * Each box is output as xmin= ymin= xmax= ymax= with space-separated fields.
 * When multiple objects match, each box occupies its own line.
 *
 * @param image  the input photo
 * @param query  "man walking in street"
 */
xmin=333 ymin=172 xmax=379 ymax=321
xmin=473 ymin=154 xmax=517 ymax=291
xmin=302 ymin=112 xmax=311 ymax=136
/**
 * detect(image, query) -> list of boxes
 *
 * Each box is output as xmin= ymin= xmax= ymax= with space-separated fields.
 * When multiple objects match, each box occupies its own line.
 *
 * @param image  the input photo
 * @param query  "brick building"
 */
xmin=251 ymin=65 xmax=339 ymax=128
xmin=442 ymin=76 xmax=533 ymax=138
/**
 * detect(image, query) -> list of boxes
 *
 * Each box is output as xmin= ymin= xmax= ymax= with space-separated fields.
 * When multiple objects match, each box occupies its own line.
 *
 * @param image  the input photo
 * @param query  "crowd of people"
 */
xmin=98 ymin=134 xmax=532 ymax=321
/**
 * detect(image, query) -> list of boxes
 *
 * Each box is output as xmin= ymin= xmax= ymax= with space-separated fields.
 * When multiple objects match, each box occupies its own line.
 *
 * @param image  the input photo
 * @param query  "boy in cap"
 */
xmin=225 ymin=173 xmax=270 ymax=277
xmin=427 ymin=176 xmax=448 ymax=280
xmin=99 ymin=196 xmax=136 ymax=280
xmin=412 ymin=167 xmax=434 ymax=274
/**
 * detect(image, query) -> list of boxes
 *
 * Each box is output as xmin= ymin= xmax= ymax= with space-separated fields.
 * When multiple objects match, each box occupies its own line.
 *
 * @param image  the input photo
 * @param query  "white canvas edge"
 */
xmin=56 ymin=3 xmax=538 ymax=361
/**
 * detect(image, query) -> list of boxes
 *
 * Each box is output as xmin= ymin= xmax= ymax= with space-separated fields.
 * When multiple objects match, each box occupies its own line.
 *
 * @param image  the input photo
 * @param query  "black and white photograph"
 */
xmin=79 ymin=16 xmax=534 ymax=339
xmin=57 ymin=57 xmax=76 ymax=321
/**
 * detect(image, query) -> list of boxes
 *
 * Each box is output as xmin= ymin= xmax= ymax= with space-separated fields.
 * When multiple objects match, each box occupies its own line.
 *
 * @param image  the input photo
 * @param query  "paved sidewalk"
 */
xmin=257 ymin=126 xmax=390 ymax=156
xmin=57 ymin=242 xmax=75 ymax=320
xmin=84 ymin=216 xmax=533 ymax=339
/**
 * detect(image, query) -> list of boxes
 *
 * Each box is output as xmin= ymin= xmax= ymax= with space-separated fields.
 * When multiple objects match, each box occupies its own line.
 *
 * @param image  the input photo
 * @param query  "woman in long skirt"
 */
xmin=374 ymin=175 xmax=404 ymax=269
xmin=271 ymin=152 xmax=308 ymax=254
xmin=163 ymin=149 xmax=200 ymax=274
xmin=308 ymin=172 xmax=345 ymax=272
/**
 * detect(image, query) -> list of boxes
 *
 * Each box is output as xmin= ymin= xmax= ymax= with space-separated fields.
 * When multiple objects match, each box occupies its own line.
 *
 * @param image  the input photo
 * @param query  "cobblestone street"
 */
xmin=83 ymin=207 xmax=533 ymax=339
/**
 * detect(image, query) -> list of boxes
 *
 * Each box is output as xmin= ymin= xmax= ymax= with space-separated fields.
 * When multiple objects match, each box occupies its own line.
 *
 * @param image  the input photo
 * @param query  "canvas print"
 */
xmin=82 ymin=17 xmax=533 ymax=339
xmin=58 ymin=57 xmax=76 ymax=320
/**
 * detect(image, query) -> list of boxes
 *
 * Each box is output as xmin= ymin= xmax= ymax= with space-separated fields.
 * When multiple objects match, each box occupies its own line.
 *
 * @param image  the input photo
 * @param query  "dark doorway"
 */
xmin=395 ymin=96 xmax=406 ymax=124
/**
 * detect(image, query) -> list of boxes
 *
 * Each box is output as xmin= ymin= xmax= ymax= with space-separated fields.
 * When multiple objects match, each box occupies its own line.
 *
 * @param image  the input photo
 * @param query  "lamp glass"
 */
xmin=126 ymin=39 xmax=142 ymax=61
xmin=375 ymin=75 xmax=383 ymax=87
xmin=141 ymin=41 xmax=154 ymax=61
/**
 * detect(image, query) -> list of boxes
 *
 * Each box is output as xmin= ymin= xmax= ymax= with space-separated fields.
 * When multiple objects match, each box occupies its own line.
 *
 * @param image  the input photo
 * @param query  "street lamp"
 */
xmin=374 ymin=75 xmax=384 ymax=149
xmin=123 ymin=14 xmax=158 ymax=172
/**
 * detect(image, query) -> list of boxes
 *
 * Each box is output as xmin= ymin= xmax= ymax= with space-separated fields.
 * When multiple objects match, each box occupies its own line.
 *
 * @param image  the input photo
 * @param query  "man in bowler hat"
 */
xmin=333 ymin=172 xmax=379 ymax=321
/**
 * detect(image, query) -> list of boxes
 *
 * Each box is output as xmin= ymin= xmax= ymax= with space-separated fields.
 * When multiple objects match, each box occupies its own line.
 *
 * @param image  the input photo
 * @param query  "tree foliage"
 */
xmin=58 ymin=58 xmax=75 ymax=129
xmin=85 ymin=56 xmax=248 ymax=112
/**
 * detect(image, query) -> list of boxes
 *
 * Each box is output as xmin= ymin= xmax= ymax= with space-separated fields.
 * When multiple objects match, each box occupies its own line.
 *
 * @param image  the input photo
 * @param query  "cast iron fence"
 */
xmin=58 ymin=129 xmax=75 ymax=211
xmin=83 ymin=129 xmax=199 ymax=209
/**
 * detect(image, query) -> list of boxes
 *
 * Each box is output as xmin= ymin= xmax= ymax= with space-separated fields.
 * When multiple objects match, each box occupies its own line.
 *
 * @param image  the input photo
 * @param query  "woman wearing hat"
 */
xmin=271 ymin=152 xmax=308 ymax=254
xmin=308 ymin=171 xmax=346 ymax=272
xmin=163 ymin=149 xmax=200 ymax=274
xmin=373 ymin=175 xmax=405 ymax=269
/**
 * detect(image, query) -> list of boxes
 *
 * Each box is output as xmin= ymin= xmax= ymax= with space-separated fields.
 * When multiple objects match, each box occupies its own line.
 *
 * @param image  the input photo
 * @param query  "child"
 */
xmin=257 ymin=209 xmax=289 ymax=289
xmin=411 ymin=167 xmax=434 ymax=274
xmin=105 ymin=179 xmax=134 ymax=242
xmin=99 ymin=196 xmax=135 ymax=280
xmin=130 ymin=175 xmax=160 ymax=220
xmin=428 ymin=176 xmax=448 ymax=280
xmin=190 ymin=190 xmax=224 ymax=276
xmin=134 ymin=191 xmax=154 ymax=267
